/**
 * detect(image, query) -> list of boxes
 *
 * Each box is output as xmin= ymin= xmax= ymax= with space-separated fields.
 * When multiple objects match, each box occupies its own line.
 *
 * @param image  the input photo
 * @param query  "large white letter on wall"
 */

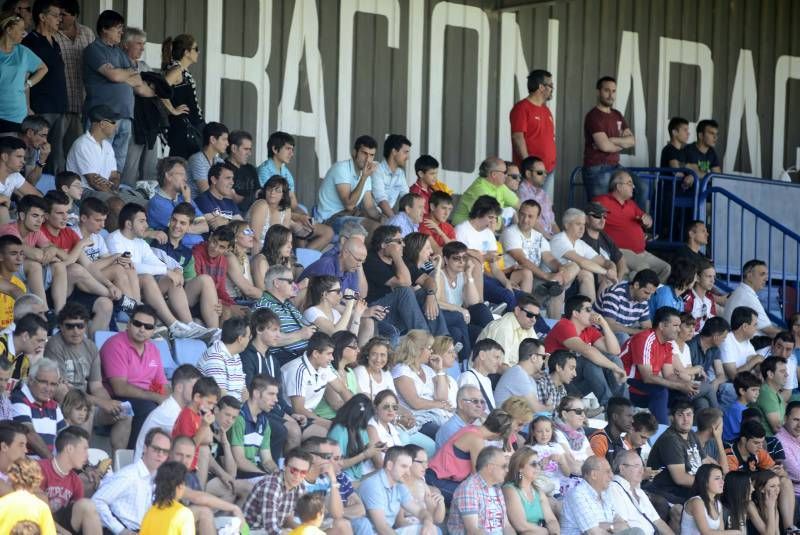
xmin=656 ymin=37 xmax=714 ymax=148
xmin=616 ymin=31 xmax=648 ymax=167
xmin=724 ymin=49 xmax=762 ymax=176
xmin=429 ymin=2 xmax=490 ymax=192
xmin=278 ymin=0 xmax=332 ymax=179
xmin=337 ymin=0 xmax=401 ymax=162
xmin=772 ymin=55 xmax=800 ymax=178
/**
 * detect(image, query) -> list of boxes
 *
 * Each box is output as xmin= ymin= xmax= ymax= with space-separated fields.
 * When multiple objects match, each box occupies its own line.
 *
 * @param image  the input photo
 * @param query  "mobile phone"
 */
xmin=122 ymin=251 xmax=131 ymax=258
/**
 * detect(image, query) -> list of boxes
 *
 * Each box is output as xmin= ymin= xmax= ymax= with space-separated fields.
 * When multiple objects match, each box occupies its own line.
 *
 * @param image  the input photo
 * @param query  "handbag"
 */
xmin=177 ymin=116 xmax=203 ymax=154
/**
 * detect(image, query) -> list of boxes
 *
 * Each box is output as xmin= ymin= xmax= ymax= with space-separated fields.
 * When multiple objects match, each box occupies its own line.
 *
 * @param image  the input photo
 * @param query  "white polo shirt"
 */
xmin=281 ymin=354 xmax=336 ymax=411
xmin=549 ymin=231 xmax=597 ymax=265
xmin=66 ymin=131 xmax=117 ymax=187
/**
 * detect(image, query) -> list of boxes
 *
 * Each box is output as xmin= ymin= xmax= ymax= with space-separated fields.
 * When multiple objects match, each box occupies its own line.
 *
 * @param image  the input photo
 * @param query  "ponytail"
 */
xmin=161 ymin=37 xmax=174 ymax=71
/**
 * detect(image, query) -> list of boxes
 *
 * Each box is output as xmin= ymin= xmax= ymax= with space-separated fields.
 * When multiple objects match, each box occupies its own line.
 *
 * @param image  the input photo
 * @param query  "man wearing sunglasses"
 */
xmin=517 ymin=156 xmax=559 ymax=239
xmin=495 ymin=338 xmax=550 ymax=412
xmin=242 ymin=447 xmax=313 ymax=532
xmin=296 ymin=437 xmax=352 ymax=533
xmin=46 ymin=302 xmax=132 ymax=454
xmin=477 ymin=293 xmax=544 ymax=369
xmin=436 ymin=384 xmax=485 ymax=449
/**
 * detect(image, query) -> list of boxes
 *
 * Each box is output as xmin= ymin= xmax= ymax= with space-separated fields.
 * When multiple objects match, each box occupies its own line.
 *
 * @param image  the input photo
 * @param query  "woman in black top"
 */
xmin=161 ymin=34 xmax=203 ymax=158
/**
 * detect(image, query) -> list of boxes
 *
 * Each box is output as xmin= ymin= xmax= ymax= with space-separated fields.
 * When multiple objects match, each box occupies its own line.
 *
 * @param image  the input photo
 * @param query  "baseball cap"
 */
xmin=585 ymin=202 xmax=608 ymax=217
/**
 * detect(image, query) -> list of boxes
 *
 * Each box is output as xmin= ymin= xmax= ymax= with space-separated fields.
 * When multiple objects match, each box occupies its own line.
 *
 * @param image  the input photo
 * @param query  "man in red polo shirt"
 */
xmin=544 ymin=294 xmax=625 ymax=410
xmin=621 ymin=306 xmax=698 ymax=424
xmin=510 ymin=69 xmax=556 ymax=198
xmin=593 ymin=169 xmax=671 ymax=283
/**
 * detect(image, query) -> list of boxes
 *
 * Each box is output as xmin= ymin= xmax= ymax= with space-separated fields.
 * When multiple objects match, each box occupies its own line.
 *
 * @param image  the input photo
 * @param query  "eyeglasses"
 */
xmin=131 ymin=319 xmax=155 ymax=330
xmin=148 ymin=444 xmax=170 ymax=456
xmin=331 ymin=455 xmax=342 ymax=461
xmin=346 ymin=344 xmax=359 ymax=350
xmin=326 ymin=287 xmax=342 ymax=294
xmin=519 ymin=308 xmax=539 ymax=319
xmin=380 ymin=404 xmax=399 ymax=411
xmin=532 ymin=352 xmax=549 ymax=359
xmin=45 ymin=10 xmax=62 ymax=18
xmin=62 ymin=322 xmax=85 ymax=330
xmin=588 ymin=213 xmax=607 ymax=219
xmin=277 ymin=278 xmax=295 ymax=284
xmin=507 ymin=174 xmax=521 ymax=181
xmin=191 ymin=46 xmax=200 ymax=52
xmin=463 ymin=398 xmax=487 ymax=406
xmin=242 ymin=228 xmax=255 ymax=236
xmin=286 ymin=465 xmax=308 ymax=477
xmin=449 ymin=255 xmax=467 ymax=262
xmin=34 ymin=378 xmax=58 ymax=388
xmin=564 ymin=407 xmax=585 ymax=415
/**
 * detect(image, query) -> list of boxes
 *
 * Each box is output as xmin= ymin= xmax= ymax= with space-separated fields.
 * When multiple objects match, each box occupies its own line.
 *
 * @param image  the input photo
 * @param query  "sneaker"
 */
xmin=119 ymin=295 xmax=137 ymax=314
xmin=198 ymin=328 xmax=222 ymax=345
xmin=152 ymin=325 xmax=169 ymax=340
xmin=489 ymin=302 xmax=507 ymax=316
xmin=187 ymin=321 xmax=217 ymax=340
xmin=169 ymin=321 xmax=198 ymax=339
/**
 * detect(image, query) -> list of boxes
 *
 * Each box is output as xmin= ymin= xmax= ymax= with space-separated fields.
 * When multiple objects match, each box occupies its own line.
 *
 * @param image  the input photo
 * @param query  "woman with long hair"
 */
xmin=327 ymin=393 xmax=382 ymax=481
xmin=0 ymin=13 xmax=46 ymax=130
xmin=248 ymin=175 xmax=332 ymax=251
xmin=681 ymin=464 xmax=740 ymax=535
xmin=252 ymin=224 xmax=299 ymax=291
xmin=140 ymin=460 xmax=195 ymax=534
xmin=224 ymin=220 xmax=262 ymax=304
xmin=314 ymin=330 xmax=359 ymax=420
xmin=426 ymin=409 xmax=515 ymax=504
xmin=526 ymin=416 xmax=578 ymax=497
xmin=161 ymin=34 xmax=203 ymax=158
xmin=721 ymin=471 xmax=752 ymax=533
xmin=503 ymin=447 xmax=560 ymax=534
xmin=747 ymin=470 xmax=780 ymax=535
xmin=392 ymin=329 xmax=454 ymax=439
xmin=303 ymin=275 xmax=371 ymax=344
xmin=0 ymin=458 xmax=56 ymax=535
xmin=500 ymin=396 xmax=535 ymax=451
xmin=431 ymin=335 xmax=459 ymax=408
xmin=552 ymin=396 xmax=593 ymax=466
xmin=353 ymin=337 xmax=397 ymax=400
xmin=367 ymin=390 xmax=405 ymax=457
xmin=397 ymin=444 xmax=446 ymax=528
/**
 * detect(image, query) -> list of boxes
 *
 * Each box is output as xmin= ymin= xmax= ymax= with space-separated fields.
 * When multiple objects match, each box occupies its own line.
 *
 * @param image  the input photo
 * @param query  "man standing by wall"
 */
xmin=510 ymin=69 xmax=556 ymax=199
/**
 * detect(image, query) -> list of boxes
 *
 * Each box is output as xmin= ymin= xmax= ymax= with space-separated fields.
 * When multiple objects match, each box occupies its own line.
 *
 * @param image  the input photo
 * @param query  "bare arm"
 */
xmin=22 ymin=422 xmax=52 ymax=458
xmin=511 ymin=132 xmax=529 ymax=160
xmin=108 ymin=377 xmax=166 ymax=403
xmin=394 ymin=376 xmax=444 ymax=411
xmin=562 ymin=250 xmax=608 ymax=275
xmin=225 ymin=254 xmax=262 ymax=299
xmin=231 ymin=445 xmax=267 ymax=475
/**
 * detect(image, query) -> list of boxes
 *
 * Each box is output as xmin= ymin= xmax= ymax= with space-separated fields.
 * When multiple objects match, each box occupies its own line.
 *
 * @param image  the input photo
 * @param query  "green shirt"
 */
xmin=754 ymin=383 xmax=785 ymax=437
xmin=451 ymin=177 xmax=519 ymax=225
xmin=328 ymin=423 xmax=370 ymax=481
xmin=228 ymin=402 xmax=272 ymax=465
xmin=314 ymin=368 xmax=359 ymax=420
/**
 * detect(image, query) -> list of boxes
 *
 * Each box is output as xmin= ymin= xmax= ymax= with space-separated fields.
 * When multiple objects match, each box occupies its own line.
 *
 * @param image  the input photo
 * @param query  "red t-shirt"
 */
xmin=419 ymin=218 xmax=456 ymax=247
xmin=38 ymin=458 xmax=84 ymax=512
xmin=620 ymin=329 xmax=673 ymax=394
xmin=0 ymin=222 xmax=51 ymax=248
xmin=409 ymin=182 xmax=432 ymax=215
xmin=40 ymin=226 xmax=80 ymax=252
xmin=173 ymin=406 xmax=202 ymax=470
xmin=583 ymin=107 xmax=629 ymax=167
xmin=593 ymin=193 xmax=645 ymax=252
xmin=544 ymin=318 xmax=602 ymax=354
xmin=509 ymin=98 xmax=556 ymax=171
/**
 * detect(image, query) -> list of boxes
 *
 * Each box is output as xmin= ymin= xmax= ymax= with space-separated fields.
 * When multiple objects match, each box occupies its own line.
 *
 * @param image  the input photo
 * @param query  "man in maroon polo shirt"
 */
xmin=594 ymin=169 xmax=671 ymax=283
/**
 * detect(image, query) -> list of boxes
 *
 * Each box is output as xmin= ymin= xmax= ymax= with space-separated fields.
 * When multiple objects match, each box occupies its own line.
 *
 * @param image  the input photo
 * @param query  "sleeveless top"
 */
xmin=680 ymin=496 xmax=721 ymax=535
xmin=428 ymin=424 xmax=479 ymax=481
xmin=225 ymin=254 xmax=253 ymax=300
xmin=439 ymin=270 xmax=464 ymax=307
xmin=503 ymin=483 xmax=544 ymax=525
xmin=248 ymin=201 xmax=290 ymax=248
xmin=168 ymin=66 xmax=202 ymax=124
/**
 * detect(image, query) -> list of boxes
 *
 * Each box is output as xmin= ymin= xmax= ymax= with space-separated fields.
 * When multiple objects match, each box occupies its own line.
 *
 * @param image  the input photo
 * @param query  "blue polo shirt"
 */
xmin=152 ymin=240 xmax=196 ymax=279
xmin=298 ymin=253 xmax=359 ymax=293
xmin=256 ymin=158 xmax=296 ymax=191
xmin=146 ymin=189 xmax=204 ymax=248
xmin=316 ymin=159 xmax=371 ymax=221
xmin=357 ymin=469 xmax=412 ymax=528
xmin=195 ymin=190 xmax=241 ymax=219
xmin=82 ymin=38 xmax=134 ymax=119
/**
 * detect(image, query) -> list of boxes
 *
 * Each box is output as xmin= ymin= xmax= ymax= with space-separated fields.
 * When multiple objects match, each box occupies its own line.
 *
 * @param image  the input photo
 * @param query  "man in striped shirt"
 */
xmin=620 ymin=306 xmax=698 ymax=424
xmin=10 ymin=358 xmax=65 ymax=458
xmin=594 ymin=269 xmax=659 ymax=343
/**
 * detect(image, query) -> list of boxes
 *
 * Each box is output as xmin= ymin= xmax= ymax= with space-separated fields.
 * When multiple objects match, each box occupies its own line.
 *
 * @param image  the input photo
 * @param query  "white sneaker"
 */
xmin=188 ymin=321 xmax=216 ymax=340
xmin=169 ymin=321 xmax=198 ymax=339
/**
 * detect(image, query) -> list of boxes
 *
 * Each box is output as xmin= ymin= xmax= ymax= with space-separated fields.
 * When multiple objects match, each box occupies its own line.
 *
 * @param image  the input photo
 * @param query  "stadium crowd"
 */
xmin=0 ymin=2 xmax=797 ymax=535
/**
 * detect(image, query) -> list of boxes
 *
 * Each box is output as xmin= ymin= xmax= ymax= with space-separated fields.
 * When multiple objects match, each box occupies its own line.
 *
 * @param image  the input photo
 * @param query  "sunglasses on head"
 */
xmin=131 ymin=319 xmax=155 ymax=330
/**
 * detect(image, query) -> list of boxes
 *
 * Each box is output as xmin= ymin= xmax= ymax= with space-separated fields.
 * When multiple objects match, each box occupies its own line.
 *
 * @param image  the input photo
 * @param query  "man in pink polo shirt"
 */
xmin=100 ymin=303 xmax=168 ymax=449
xmin=593 ymin=169 xmax=671 ymax=283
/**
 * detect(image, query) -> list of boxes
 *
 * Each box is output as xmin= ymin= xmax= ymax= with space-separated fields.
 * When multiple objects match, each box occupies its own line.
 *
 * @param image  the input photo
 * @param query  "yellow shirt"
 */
xmin=0 ymin=489 xmax=57 ymax=535
xmin=140 ymin=501 xmax=196 ymax=535
xmin=288 ymin=524 xmax=326 ymax=535
xmin=0 ymin=275 xmax=25 ymax=330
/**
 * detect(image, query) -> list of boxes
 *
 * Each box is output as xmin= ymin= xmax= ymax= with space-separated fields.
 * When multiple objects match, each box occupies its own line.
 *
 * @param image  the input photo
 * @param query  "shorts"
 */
xmin=53 ymin=502 xmax=78 ymax=534
xmin=17 ymin=262 xmax=53 ymax=289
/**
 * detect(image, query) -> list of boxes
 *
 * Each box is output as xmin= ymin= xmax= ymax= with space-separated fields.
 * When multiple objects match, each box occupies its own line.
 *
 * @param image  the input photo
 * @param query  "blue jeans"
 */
xmin=413 ymin=289 xmax=450 ymax=337
xmin=570 ymin=354 xmax=626 ymax=406
xmin=370 ymin=287 xmax=429 ymax=334
xmin=582 ymin=164 xmax=619 ymax=201
xmin=425 ymin=468 xmax=461 ymax=507
xmin=629 ymin=379 xmax=669 ymax=425
xmin=543 ymin=171 xmax=555 ymax=200
xmin=633 ymin=173 xmax=652 ymax=212
xmin=483 ymin=274 xmax=526 ymax=310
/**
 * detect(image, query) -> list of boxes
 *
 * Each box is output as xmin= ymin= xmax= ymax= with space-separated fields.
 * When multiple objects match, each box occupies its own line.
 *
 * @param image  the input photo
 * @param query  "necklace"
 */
xmin=52 ymin=457 xmax=68 ymax=477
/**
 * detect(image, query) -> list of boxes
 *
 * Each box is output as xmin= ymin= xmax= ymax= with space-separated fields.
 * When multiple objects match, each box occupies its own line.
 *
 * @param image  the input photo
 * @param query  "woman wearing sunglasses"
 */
xmin=553 ymin=395 xmax=594 ymax=466
xmin=367 ymin=390 xmax=404 ymax=458
xmin=303 ymin=275 xmax=372 ymax=345
xmin=224 ymin=220 xmax=263 ymax=306
xmin=503 ymin=447 xmax=560 ymax=534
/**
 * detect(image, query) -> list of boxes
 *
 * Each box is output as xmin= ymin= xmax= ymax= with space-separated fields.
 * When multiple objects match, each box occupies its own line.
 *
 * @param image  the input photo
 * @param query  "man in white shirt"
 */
xmin=724 ymin=259 xmax=780 ymax=337
xmin=502 ymin=199 xmax=580 ymax=318
xmin=372 ymin=134 xmax=410 ymax=218
xmin=133 ymin=364 xmax=201 ymax=460
xmin=549 ymin=207 xmax=617 ymax=302
xmin=281 ymin=331 xmax=340 ymax=437
xmin=65 ymin=105 xmax=146 ymax=231
xmin=458 ymin=338 xmax=503 ymax=413
xmin=0 ymin=136 xmax=42 ymax=224
xmin=106 ymin=203 xmax=212 ymax=339
xmin=92 ymin=427 xmax=172 ymax=534
xmin=607 ymin=450 xmax=673 ymax=535
xmin=719 ymin=306 xmax=763 ymax=409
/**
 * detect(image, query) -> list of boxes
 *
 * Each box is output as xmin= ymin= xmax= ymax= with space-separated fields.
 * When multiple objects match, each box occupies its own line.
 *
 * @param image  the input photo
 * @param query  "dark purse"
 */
xmin=179 ymin=116 xmax=203 ymax=154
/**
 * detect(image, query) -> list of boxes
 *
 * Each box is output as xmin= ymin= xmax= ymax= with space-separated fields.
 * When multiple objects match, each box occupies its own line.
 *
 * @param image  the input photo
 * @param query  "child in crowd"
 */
xmin=55 ymin=171 xmax=83 ymax=227
xmin=409 ymin=155 xmax=439 ymax=215
xmin=61 ymin=388 xmax=92 ymax=427
xmin=288 ymin=492 xmax=327 ymax=535
xmin=723 ymin=372 xmax=761 ymax=442
xmin=526 ymin=416 xmax=576 ymax=498
xmin=172 ymin=377 xmax=222 ymax=488
xmin=140 ymin=461 xmax=194 ymax=534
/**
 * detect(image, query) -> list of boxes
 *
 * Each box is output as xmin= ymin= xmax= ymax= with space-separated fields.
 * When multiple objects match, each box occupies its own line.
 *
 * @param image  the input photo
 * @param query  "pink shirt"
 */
xmin=777 ymin=427 xmax=800 ymax=496
xmin=99 ymin=332 xmax=166 ymax=395
xmin=0 ymin=222 xmax=51 ymax=248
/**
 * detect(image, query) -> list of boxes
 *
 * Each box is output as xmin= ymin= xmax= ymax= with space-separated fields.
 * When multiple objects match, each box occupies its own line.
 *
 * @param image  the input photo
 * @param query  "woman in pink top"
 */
xmin=424 ymin=409 xmax=514 ymax=505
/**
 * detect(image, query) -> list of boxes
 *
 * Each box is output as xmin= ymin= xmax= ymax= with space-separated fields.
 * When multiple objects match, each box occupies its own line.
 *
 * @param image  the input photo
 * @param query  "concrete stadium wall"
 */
xmin=78 ymin=0 xmax=800 ymax=212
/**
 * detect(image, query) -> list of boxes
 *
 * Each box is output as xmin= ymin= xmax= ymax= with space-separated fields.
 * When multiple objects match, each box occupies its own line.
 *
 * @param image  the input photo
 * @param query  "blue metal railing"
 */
xmin=567 ymin=166 xmax=702 ymax=247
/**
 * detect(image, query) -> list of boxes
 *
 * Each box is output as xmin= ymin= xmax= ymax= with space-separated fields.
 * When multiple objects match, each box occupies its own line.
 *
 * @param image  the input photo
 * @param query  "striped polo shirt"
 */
xmin=229 ymin=402 xmax=271 ymax=465
xmin=256 ymin=292 xmax=311 ymax=357
xmin=594 ymin=281 xmax=650 ymax=326
xmin=280 ymin=355 xmax=336 ymax=411
xmin=197 ymin=340 xmax=246 ymax=401
xmin=11 ymin=382 xmax=65 ymax=456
